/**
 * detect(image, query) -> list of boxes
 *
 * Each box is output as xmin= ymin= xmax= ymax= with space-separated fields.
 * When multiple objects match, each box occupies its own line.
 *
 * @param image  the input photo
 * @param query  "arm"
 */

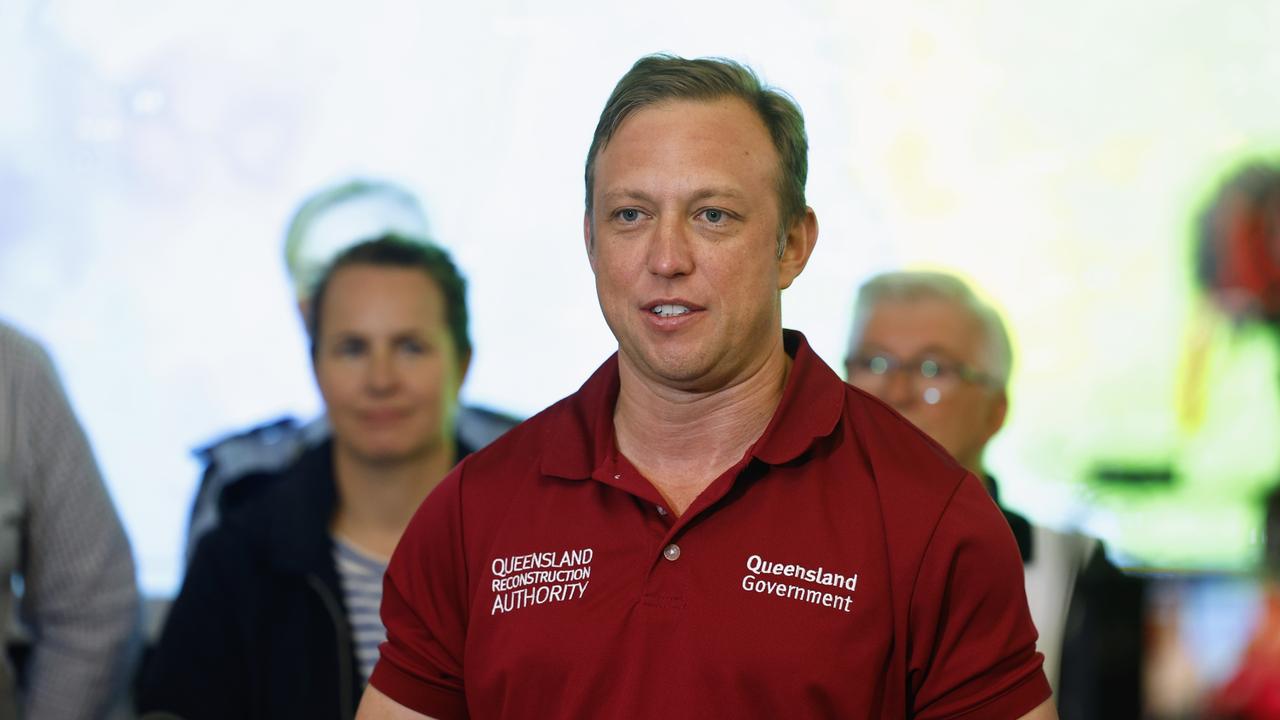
xmin=909 ymin=473 xmax=1054 ymax=719
xmin=357 ymin=684 xmax=439 ymax=720
xmin=8 ymin=331 xmax=141 ymax=720
xmin=1018 ymin=699 xmax=1058 ymax=720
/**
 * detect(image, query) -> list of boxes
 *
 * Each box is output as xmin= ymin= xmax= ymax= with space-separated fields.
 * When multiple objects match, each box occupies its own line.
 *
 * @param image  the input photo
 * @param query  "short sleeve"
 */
xmin=369 ymin=464 xmax=471 ymax=719
xmin=908 ymin=473 xmax=1052 ymax=719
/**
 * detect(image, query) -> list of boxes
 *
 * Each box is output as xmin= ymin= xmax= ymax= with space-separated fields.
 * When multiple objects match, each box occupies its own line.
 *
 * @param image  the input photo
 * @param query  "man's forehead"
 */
xmin=602 ymin=97 xmax=770 ymax=149
xmin=593 ymin=99 xmax=779 ymax=190
xmin=861 ymin=298 xmax=984 ymax=353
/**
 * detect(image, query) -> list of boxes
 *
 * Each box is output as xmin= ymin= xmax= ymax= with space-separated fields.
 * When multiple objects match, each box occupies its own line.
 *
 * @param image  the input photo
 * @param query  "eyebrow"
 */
xmin=913 ymin=344 xmax=961 ymax=359
xmin=326 ymin=328 xmax=427 ymax=342
xmin=854 ymin=343 xmax=961 ymax=360
xmin=689 ymin=186 xmax=747 ymax=202
xmin=599 ymin=189 xmax=656 ymax=206
xmin=599 ymin=186 xmax=748 ymax=206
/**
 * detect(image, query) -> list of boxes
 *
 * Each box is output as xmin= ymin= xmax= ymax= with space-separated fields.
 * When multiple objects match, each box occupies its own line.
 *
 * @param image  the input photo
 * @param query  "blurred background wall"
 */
xmin=1 ymin=0 xmax=1277 ymax=626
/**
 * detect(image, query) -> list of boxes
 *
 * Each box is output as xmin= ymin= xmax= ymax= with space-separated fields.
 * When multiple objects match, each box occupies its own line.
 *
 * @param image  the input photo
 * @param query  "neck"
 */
xmin=614 ymin=338 xmax=791 ymax=515
xmin=958 ymin=453 xmax=988 ymax=490
xmin=330 ymin=439 xmax=455 ymax=558
xmin=962 ymin=453 xmax=983 ymax=481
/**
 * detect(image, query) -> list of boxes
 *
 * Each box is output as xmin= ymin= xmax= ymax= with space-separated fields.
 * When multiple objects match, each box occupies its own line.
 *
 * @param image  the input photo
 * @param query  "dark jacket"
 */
xmin=138 ymin=441 xmax=363 ymax=720
xmin=990 ymin=476 xmax=1145 ymax=720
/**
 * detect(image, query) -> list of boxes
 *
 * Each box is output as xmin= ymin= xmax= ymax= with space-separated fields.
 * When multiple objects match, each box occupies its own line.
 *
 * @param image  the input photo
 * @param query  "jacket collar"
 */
xmin=265 ymin=437 xmax=478 ymax=575
xmin=265 ymin=439 xmax=341 ymax=576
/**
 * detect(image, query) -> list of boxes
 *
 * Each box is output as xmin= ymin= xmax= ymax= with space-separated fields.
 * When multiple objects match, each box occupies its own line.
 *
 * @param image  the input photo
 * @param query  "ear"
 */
xmin=583 ymin=211 xmax=598 ymax=273
xmin=456 ymin=350 xmax=473 ymax=392
xmin=777 ymin=207 xmax=819 ymax=290
xmin=309 ymin=344 xmax=324 ymax=399
xmin=297 ymin=298 xmax=313 ymax=336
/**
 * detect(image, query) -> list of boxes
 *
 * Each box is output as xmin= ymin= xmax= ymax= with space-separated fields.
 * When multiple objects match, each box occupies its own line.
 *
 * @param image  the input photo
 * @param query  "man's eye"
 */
xmin=617 ymin=208 xmax=641 ymax=222
xmin=335 ymin=340 xmax=365 ymax=357
xmin=399 ymin=339 xmax=428 ymax=355
xmin=703 ymin=208 xmax=725 ymax=223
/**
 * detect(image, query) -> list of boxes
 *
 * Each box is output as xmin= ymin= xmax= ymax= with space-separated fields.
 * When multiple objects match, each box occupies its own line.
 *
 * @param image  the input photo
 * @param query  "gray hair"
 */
xmin=847 ymin=270 xmax=1013 ymax=388
xmin=283 ymin=179 xmax=430 ymax=300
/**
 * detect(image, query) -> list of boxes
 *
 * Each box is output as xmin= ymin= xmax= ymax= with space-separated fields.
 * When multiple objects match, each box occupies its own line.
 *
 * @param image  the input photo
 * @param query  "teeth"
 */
xmin=651 ymin=304 xmax=690 ymax=318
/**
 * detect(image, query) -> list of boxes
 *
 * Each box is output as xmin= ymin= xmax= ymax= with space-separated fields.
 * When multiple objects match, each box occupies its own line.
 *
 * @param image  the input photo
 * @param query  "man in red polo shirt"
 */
xmin=358 ymin=54 xmax=1055 ymax=720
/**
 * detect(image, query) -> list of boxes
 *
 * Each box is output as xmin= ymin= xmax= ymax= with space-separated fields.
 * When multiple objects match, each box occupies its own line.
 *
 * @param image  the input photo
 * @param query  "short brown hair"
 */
xmin=584 ymin=54 xmax=808 ymax=249
xmin=308 ymin=234 xmax=470 ymax=362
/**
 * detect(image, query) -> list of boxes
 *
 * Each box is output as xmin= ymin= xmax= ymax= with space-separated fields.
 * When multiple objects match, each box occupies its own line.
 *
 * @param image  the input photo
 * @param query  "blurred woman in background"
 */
xmin=139 ymin=235 xmax=478 ymax=720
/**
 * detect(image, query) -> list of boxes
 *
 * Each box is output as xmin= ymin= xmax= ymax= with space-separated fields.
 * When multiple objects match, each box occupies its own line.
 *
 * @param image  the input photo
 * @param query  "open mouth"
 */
xmin=650 ymin=304 xmax=691 ymax=318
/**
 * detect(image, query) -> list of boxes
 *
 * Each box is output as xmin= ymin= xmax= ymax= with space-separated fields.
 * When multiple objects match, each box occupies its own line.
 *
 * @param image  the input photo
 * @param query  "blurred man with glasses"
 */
xmin=845 ymin=270 xmax=1144 ymax=720
xmin=845 ymin=271 xmax=1009 ymax=480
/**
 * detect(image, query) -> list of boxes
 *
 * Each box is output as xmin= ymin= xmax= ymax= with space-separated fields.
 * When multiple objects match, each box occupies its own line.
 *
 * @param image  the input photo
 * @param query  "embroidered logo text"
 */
xmin=489 ymin=547 xmax=593 ymax=615
xmin=741 ymin=553 xmax=857 ymax=613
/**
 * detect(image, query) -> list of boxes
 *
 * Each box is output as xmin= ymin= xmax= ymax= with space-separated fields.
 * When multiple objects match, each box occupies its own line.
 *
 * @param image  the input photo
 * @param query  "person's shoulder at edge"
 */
xmin=0 ymin=318 xmax=45 ymax=357
xmin=184 ymin=446 xmax=329 ymax=575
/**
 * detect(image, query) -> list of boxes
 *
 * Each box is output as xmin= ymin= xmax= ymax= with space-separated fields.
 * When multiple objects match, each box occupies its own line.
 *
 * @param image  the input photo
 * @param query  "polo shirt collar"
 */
xmin=539 ymin=329 xmax=844 ymax=480
xmin=539 ymin=354 xmax=621 ymax=481
xmin=750 ymin=329 xmax=844 ymax=465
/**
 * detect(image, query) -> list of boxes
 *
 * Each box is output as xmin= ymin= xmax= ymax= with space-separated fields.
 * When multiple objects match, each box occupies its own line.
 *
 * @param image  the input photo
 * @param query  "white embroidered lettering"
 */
xmin=489 ymin=548 xmax=593 ymax=616
xmin=740 ymin=552 xmax=857 ymax=613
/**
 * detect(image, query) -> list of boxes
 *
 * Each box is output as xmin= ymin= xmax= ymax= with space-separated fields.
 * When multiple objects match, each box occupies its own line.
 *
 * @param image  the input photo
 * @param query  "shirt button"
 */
xmin=663 ymin=544 xmax=681 ymax=562
xmin=656 ymin=506 xmax=668 ymax=516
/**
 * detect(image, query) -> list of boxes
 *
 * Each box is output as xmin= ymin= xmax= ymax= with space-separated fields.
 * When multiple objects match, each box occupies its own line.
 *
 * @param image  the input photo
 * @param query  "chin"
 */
xmin=651 ymin=362 xmax=728 ymax=393
xmin=637 ymin=352 xmax=704 ymax=384
xmin=345 ymin=437 xmax=431 ymax=465
xmin=630 ymin=339 xmax=702 ymax=372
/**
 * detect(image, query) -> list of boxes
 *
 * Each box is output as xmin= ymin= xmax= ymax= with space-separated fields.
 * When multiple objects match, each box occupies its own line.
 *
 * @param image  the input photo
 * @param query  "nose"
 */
xmin=882 ymin=369 xmax=917 ymax=410
xmin=365 ymin=348 xmax=398 ymax=395
xmin=646 ymin=216 xmax=694 ymax=278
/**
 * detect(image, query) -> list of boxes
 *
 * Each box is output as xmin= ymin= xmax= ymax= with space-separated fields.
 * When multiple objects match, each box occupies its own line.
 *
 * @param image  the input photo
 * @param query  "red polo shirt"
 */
xmin=372 ymin=331 xmax=1050 ymax=719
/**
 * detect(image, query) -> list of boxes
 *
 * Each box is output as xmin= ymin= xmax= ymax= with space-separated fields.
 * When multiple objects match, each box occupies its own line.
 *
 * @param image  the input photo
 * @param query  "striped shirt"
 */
xmin=332 ymin=535 xmax=390 ymax=682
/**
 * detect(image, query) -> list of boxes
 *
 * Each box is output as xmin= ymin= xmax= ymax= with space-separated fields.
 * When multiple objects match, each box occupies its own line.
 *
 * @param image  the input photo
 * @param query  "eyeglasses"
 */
xmin=844 ymin=352 xmax=995 ymax=405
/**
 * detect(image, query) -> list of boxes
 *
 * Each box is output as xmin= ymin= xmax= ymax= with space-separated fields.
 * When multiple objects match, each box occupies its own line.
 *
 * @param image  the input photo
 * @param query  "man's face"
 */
xmin=313 ymin=264 xmax=466 ymax=465
xmin=586 ymin=97 xmax=814 ymax=391
xmin=845 ymin=297 xmax=1006 ymax=472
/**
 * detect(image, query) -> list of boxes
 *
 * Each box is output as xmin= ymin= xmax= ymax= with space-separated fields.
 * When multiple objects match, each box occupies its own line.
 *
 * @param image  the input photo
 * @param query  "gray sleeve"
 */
xmin=2 ymin=326 xmax=141 ymax=719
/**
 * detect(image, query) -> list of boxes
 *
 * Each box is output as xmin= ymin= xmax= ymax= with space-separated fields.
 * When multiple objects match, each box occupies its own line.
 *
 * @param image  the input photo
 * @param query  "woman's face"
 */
xmin=312 ymin=264 xmax=466 ymax=466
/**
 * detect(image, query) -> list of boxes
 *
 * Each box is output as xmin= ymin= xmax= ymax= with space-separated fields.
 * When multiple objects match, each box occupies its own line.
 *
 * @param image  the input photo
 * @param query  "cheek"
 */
xmin=598 ymin=261 xmax=630 ymax=294
xmin=316 ymin=365 xmax=357 ymax=407
xmin=718 ymin=254 xmax=773 ymax=300
xmin=409 ymin=357 xmax=460 ymax=404
xmin=596 ymin=243 xmax=647 ymax=284
xmin=929 ymin=403 xmax=983 ymax=442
